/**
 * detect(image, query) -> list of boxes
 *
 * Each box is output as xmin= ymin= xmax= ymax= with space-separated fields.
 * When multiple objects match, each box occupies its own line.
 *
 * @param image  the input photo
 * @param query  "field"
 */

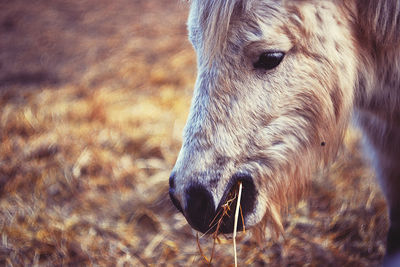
xmin=0 ymin=0 xmax=388 ymax=266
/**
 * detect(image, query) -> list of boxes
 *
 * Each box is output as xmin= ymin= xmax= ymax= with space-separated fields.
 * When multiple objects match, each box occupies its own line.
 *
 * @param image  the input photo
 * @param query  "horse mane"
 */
xmin=189 ymin=0 xmax=253 ymax=65
xmin=356 ymin=0 xmax=400 ymax=46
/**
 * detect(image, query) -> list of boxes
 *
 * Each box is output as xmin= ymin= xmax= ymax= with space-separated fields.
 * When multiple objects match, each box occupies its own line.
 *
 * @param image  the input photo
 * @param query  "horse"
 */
xmin=168 ymin=0 xmax=400 ymax=263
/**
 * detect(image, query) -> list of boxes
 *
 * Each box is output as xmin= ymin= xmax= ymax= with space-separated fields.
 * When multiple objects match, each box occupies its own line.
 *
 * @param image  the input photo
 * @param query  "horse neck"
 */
xmin=355 ymin=44 xmax=400 ymax=121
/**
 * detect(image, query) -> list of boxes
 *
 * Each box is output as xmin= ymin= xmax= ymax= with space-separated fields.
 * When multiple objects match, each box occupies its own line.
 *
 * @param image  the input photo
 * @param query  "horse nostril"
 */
xmin=169 ymin=173 xmax=183 ymax=213
xmin=169 ymin=190 xmax=183 ymax=213
xmin=169 ymin=173 xmax=176 ymax=189
xmin=185 ymin=184 xmax=215 ymax=233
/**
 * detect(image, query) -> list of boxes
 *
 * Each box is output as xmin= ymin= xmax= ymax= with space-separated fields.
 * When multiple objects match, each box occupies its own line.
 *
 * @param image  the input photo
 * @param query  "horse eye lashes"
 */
xmin=253 ymin=51 xmax=285 ymax=71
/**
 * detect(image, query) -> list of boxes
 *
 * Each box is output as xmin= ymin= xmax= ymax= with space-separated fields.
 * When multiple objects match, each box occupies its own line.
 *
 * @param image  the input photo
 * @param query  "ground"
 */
xmin=0 ymin=0 xmax=388 ymax=266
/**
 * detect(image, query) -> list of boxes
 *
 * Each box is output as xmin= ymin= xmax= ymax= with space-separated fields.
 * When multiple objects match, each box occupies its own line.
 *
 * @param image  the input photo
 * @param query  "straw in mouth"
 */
xmin=196 ymin=181 xmax=245 ymax=265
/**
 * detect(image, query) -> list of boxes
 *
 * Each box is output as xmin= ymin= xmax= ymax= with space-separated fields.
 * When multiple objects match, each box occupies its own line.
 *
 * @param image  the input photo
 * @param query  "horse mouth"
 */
xmin=208 ymin=174 xmax=256 ymax=234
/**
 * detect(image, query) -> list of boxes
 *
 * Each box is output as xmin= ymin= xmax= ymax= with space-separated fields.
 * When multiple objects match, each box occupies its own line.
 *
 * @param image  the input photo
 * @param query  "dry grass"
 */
xmin=196 ymin=182 xmax=244 ymax=266
xmin=0 ymin=0 xmax=388 ymax=266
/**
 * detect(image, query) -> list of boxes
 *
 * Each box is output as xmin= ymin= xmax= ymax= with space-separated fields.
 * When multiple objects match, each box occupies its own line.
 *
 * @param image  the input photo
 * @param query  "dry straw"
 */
xmin=233 ymin=182 xmax=243 ymax=267
xmin=196 ymin=182 xmax=244 ymax=266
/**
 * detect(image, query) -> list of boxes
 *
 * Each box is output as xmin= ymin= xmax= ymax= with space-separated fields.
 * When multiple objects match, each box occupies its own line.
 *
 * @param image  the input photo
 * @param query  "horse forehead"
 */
xmin=187 ymin=0 xmax=282 ymax=31
xmin=187 ymin=1 xmax=296 ymax=47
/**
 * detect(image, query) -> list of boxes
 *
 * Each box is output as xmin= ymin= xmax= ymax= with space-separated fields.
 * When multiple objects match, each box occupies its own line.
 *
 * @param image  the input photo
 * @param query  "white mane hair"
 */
xmin=188 ymin=0 xmax=254 ymax=64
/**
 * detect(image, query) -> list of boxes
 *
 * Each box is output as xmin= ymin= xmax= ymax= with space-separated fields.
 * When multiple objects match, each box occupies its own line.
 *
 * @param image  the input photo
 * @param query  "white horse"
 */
xmin=168 ymin=0 xmax=400 ymax=263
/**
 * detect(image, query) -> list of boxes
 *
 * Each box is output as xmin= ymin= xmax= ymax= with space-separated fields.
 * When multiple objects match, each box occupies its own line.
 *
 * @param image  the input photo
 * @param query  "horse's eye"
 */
xmin=253 ymin=51 xmax=285 ymax=70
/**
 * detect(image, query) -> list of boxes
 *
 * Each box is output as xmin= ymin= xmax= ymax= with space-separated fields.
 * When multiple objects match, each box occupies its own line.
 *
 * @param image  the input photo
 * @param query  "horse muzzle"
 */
xmin=169 ymin=172 xmax=257 ymax=234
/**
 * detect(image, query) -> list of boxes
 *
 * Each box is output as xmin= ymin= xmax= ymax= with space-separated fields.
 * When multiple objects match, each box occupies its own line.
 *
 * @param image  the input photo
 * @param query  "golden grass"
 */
xmin=0 ymin=0 xmax=389 ymax=265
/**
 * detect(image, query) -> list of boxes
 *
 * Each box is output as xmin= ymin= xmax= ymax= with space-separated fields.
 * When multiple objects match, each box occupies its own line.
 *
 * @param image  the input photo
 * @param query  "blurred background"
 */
xmin=0 ymin=0 xmax=389 ymax=265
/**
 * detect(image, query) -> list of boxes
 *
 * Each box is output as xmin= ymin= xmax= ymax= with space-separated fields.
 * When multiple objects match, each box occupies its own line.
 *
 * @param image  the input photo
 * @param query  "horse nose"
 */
xmin=184 ymin=184 xmax=215 ymax=233
xmin=169 ymin=173 xmax=183 ymax=213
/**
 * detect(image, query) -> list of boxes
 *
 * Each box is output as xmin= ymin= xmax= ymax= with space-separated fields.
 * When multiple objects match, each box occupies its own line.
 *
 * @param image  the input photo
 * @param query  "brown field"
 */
xmin=0 ymin=1 xmax=389 ymax=266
